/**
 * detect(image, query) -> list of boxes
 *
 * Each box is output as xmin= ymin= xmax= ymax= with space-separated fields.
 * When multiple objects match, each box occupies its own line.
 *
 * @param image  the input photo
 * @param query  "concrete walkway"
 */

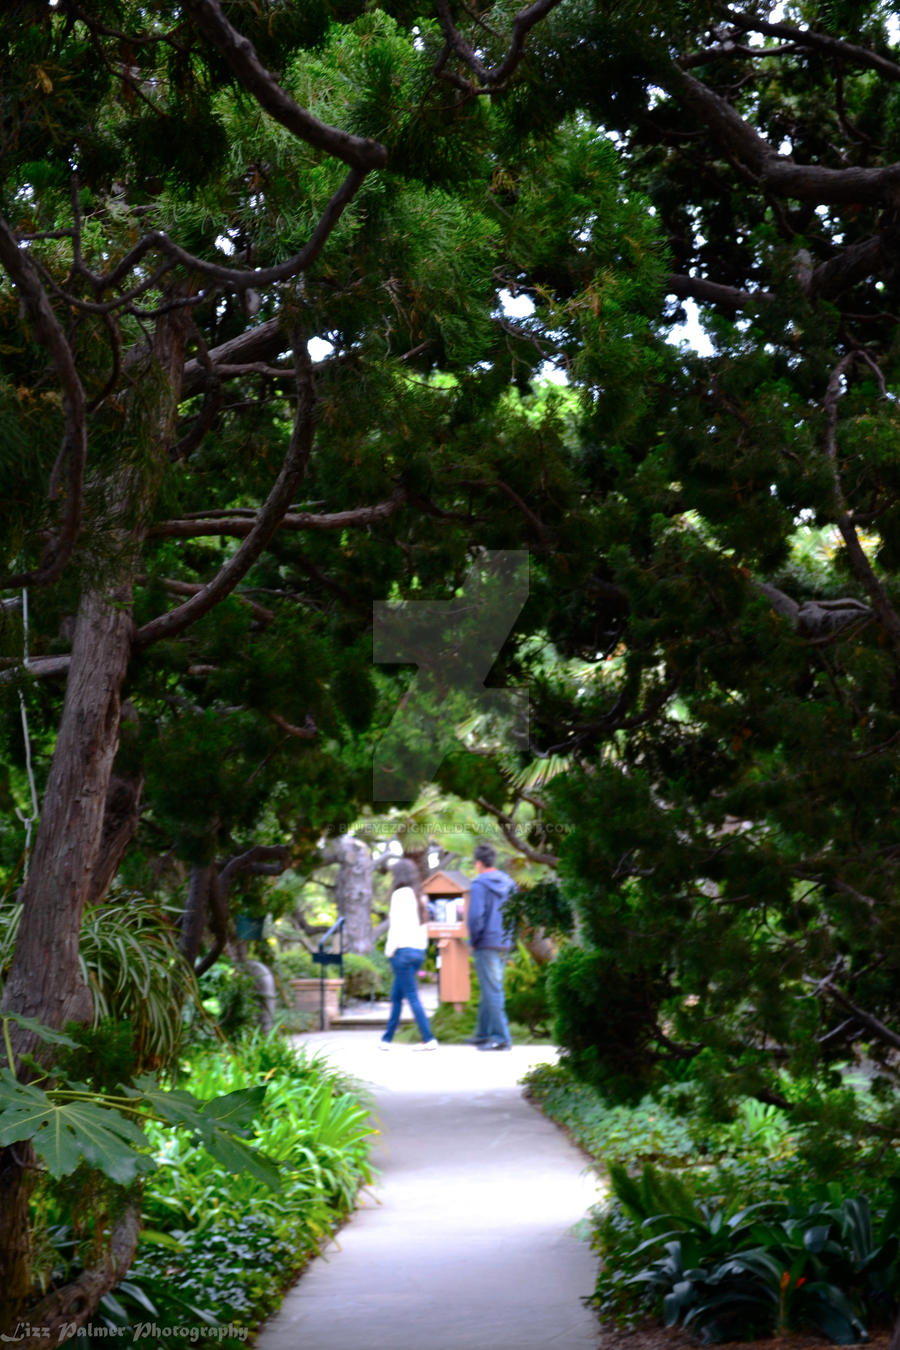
xmin=255 ymin=1032 xmax=604 ymax=1350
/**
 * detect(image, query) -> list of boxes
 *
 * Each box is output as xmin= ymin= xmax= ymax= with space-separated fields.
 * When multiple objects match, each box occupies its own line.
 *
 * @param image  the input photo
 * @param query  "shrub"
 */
xmin=524 ymin=1061 xmax=697 ymax=1169
xmin=547 ymin=943 xmax=661 ymax=1102
xmin=47 ymin=1031 xmax=375 ymax=1347
xmin=601 ymin=1163 xmax=900 ymax=1343
xmin=272 ymin=947 xmax=390 ymax=1002
xmin=274 ymin=948 xmax=316 ymax=980
xmin=504 ymin=941 xmax=552 ymax=1035
xmin=188 ymin=959 xmax=262 ymax=1041
xmin=342 ymin=951 xmax=391 ymax=1000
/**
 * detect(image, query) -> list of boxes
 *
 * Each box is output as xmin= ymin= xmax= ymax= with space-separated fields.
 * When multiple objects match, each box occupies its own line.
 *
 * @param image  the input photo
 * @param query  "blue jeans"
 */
xmin=472 ymin=948 xmax=511 ymax=1046
xmin=383 ymin=948 xmax=434 ymax=1042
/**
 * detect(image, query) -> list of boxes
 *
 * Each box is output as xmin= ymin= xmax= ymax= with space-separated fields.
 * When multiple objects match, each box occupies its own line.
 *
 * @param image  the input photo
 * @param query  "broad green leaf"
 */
xmin=202 ymin=1126 xmax=281 ymax=1191
xmin=200 ymin=1085 xmax=267 ymax=1132
xmin=125 ymin=1076 xmax=212 ymax=1130
xmin=0 ymin=1074 xmax=152 ymax=1183
xmin=127 ymin=1077 xmax=266 ymax=1137
xmin=1 ymin=1013 xmax=80 ymax=1049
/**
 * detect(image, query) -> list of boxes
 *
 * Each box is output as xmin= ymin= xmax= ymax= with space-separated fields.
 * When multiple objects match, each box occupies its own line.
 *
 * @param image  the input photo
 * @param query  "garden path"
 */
xmin=254 ymin=1032 xmax=604 ymax=1350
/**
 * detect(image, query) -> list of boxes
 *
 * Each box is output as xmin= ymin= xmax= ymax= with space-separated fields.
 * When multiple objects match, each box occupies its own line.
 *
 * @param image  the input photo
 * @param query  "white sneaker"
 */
xmin=379 ymin=1039 xmax=392 ymax=1051
xmin=413 ymin=1039 xmax=438 ymax=1051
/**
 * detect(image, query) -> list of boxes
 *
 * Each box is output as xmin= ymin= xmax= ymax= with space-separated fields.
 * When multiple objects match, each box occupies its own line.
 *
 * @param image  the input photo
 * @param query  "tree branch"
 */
xmin=823 ymin=354 xmax=900 ymax=644
xmin=666 ymin=64 xmax=900 ymax=205
xmin=100 ymin=167 xmax=368 ymax=294
xmin=134 ymin=338 xmax=317 ymax=650
xmin=433 ymin=0 xmax=564 ymax=89
xmin=267 ymin=711 xmax=317 ymax=740
xmin=817 ymin=978 xmax=900 ymax=1053
xmin=667 ymin=272 xmax=764 ymax=312
xmin=139 ymin=576 xmax=275 ymax=624
xmin=722 ymin=9 xmax=900 ymax=83
xmin=0 ymin=655 xmax=73 ymax=685
xmin=474 ymin=796 xmax=559 ymax=866
xmin=181 ymin=0 xmax=387 ymax=171
xmin=17 ymin=1202 xmax=141 ymax=1349
xmin=668 ymin=231 xmax=889 ymax=316
xmin=147 ymin=488 xmax=407 ymax=539
xmin=0 ymin=218 xmax=87 ymax=589
xmin=754 ymin=579 xmax=873 ymax=638
xmin=181 ymin=318 xmax=286 ymax=398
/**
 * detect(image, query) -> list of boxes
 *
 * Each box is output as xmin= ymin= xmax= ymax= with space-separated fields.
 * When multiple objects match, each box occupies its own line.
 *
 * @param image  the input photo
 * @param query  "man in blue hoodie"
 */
xmin=466 ymin=842 xmax=516 ymax=1051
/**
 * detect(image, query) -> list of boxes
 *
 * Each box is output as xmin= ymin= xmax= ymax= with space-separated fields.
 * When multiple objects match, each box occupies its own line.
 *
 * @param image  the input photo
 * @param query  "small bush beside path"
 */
xmin=524 ymin=1061 xmax=900 ymax=1348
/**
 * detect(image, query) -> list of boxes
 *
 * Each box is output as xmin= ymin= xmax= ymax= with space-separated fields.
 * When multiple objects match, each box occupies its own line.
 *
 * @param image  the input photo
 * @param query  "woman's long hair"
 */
xmin=391 ymin=858 xmax=429 ymax=924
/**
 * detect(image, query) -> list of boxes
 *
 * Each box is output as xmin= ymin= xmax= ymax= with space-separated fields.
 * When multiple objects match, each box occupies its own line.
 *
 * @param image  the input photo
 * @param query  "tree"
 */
xmin=496 ymin=1 xmax=900 ymax=1179
xmin=0 ymin=0 xmax=667 ymax=1330
xmin=322 ymin=833 xmax=374 ymax=954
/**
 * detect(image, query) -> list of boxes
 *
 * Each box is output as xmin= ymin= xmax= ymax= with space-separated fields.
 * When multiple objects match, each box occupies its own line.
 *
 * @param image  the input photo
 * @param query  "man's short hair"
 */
xmin=474 ymin=841 xmax=496 ymax=868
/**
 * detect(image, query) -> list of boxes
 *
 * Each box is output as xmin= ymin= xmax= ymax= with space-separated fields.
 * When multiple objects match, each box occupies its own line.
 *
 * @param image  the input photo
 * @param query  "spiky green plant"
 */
xmin=0 ymin=895 xmax=192 ymax=1070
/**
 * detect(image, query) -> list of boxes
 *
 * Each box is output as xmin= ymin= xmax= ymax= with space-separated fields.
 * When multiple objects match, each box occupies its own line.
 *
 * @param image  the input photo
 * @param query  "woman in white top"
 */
xmin=380 ymin=860 xmax=437 ymax=1050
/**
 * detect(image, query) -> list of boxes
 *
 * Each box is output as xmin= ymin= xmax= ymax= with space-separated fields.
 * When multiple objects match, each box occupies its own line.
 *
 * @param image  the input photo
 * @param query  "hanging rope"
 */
xmin=14 ymin=588 xmax=40 ymax=878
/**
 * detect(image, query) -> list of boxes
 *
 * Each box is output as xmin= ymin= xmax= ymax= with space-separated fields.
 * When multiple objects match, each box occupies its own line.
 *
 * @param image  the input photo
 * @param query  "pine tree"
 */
xmin=506 ymin=2 xmax=900 ymax=1184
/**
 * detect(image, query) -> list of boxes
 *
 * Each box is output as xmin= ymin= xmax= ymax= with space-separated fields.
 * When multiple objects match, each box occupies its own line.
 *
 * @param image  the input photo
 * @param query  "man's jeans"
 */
xmin=383 ymin=947 xmax=434 ymax=1042
xmin=472 ymin=947 xmax=511 ymax=1046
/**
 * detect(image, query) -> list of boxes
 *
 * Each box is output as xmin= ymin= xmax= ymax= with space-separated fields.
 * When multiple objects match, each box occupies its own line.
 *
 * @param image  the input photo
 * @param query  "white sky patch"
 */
xmin=499 ymin=288 xmax=536 ymax=320
xmin=667 ymin=297 xmax=714 ymax=356
xmin=539 ymin=361 xmax=571 ymax=386
xmin=308 ymin=336 xmax=335 ymax=361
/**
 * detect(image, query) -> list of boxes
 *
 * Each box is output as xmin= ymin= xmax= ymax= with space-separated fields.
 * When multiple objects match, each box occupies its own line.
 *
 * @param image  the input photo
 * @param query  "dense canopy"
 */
xmin=3 ymin=0 xmax=900 ymax=1338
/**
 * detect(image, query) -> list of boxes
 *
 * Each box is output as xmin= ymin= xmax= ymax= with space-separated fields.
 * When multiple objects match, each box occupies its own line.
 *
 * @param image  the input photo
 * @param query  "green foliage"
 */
xmin=27 ymin=1031 xmax=374 ymax=1345
xmin=547 ymin=943 xmax=664 ymax=1102
xmin=0 ymin=1070 xmax=155 ymax=1185
xmin=9 ymin=0 xmax=900 ymax=1326
xmin=0 ymin=1045 xmax=277 ymax=1194
xmin=273 ymin=947 xmax=317 ymax=981
xmin=1 ymin=898 xmax=190 ymax=1071
xmin=272 ymin=948 xmax=390 ymax=1001
xmin=191 ymin=961 xmax=263 ymax=1042
xmin=504 ymin=941 xmax=552 ymax=1035
xmin=603 ymin=1164 xmax=900 ymax=1344
xmin=341 ymin=951 xmax=391 ymax=1001
xmin=404 ymin=995 xmax=477 ymax=1044
xmin=122 ymin=1033 xmax=374 ymax=1337
xmin=526 ymin=1059 xmax=900 ymax=1340
xmin=54 ymin=1020 xmax=139 ymax=1097
xmin=524 ymin=1062 xmax=697 ymax=1170
xmin=77 ymin=898 xmax=192 ymax=1069
xmin=505 ymin=879 xmax=575 ymax=939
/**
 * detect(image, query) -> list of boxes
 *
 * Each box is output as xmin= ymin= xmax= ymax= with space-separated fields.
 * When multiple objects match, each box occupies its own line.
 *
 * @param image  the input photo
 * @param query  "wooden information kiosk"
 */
xmin=423 ymin=868 xmax=471 ymax=1010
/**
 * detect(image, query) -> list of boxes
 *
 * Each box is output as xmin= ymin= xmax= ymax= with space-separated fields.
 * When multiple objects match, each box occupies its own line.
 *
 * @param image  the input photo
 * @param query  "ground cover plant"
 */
xmin=31 ymin=1031 xmax=375 ymax=1348
xmin=525 ymin=1061 xmax=900 ymax=1344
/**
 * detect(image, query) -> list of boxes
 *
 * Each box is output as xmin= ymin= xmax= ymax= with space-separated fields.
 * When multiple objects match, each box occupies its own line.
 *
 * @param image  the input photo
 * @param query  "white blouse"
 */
xmin=384 ymin=886 xmax=429 ymax=956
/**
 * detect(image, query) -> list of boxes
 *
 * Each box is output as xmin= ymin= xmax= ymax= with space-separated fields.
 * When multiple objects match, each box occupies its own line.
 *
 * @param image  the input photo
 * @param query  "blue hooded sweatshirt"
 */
xmin=467 ymin=868 xmax=516 ymax=950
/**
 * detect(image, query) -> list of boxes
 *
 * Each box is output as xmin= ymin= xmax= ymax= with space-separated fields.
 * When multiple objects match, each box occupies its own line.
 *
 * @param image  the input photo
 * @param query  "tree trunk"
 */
xmin=326 ymin=835 xmax=374 ymax=953
xmin=87 ymin=772 xmax=145 ymax=906
xmin=0 ymin=584 xmax=132 ymax=1317
xmin=0 ymin=305 xmax=191 ymax=1326
xmin=179 ymin=862 xmax=213 ymax=970
xmin=239 ymin=957 xmax=277 ymax=1032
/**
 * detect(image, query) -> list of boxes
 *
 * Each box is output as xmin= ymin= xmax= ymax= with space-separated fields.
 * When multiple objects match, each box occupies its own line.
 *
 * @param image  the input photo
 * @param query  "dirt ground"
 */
xmin=596 ymin=1323 xmax=891 ymax=1350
